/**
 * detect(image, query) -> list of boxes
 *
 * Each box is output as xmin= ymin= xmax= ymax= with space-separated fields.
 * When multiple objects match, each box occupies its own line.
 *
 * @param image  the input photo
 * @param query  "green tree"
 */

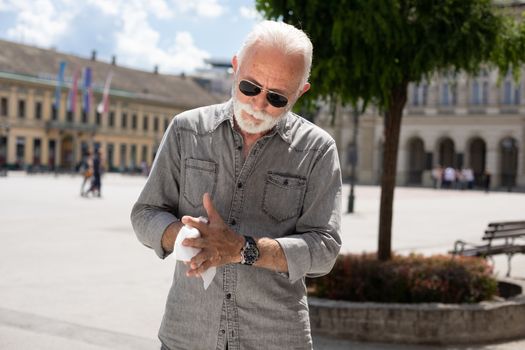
xmin=256 ymin=0 xmax=504 ymax=260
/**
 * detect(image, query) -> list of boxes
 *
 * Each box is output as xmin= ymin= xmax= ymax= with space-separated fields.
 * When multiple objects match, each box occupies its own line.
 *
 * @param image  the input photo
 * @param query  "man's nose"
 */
xmin=251 ymin=92 xmax=268 ymax=111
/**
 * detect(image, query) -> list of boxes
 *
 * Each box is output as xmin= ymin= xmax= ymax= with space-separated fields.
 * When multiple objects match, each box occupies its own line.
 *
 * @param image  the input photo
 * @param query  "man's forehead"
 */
xmin=238 ymin=45 xmax=304 ymax=92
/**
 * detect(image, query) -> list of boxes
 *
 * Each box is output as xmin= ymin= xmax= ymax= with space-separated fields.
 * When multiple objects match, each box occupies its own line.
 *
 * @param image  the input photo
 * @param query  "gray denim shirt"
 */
xmin=131 ymin=100 xmax=342 ymax=350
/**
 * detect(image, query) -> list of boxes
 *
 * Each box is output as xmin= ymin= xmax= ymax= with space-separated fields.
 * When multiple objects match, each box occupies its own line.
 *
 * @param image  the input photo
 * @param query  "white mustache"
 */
xmin=235 ymin=100 xmax=274 ymax=122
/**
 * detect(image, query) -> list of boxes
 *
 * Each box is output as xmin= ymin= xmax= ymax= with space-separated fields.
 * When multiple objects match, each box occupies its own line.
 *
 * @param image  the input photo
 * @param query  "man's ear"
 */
xmin=299 ymin=82 xmax=311 ymax=97
xmin=232 ymin=56 xmax=238 ymax=73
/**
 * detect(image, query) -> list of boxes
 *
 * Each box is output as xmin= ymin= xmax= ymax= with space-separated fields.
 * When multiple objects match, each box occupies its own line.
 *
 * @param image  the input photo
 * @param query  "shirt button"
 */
xmin=230 ymin=219 xmax=236 ymax=226
xmin=221 ymin=329 xmax=226 ymax=334
xmin=237 ymin=182 xmax=242 ymax=188
xmin=226 ymin=293 xmax=231 ymax=299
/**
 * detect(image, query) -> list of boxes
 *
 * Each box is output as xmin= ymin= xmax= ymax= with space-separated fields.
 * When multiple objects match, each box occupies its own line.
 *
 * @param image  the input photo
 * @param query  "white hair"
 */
xmin=237 ymin=20 xmax=313 ymax=89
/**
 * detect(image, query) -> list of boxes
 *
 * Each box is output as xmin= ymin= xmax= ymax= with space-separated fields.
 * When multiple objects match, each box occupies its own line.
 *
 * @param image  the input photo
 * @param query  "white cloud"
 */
xmin=171 ymin=0 xmax=225 ymax=18
xmin=4 ymin=0 xmax=76 ymax=47
xmin=0 ymin=0 xmax=216 ymax=73
xmin=239 ymin=5 xmax=260 ymax=20
xmin=115 ymin=6 xmax=208 ymax=73
xmin=86 ymin=0 xmax=120 ymax=16
xmin=87 ymin=0 xmax=174 ymax=19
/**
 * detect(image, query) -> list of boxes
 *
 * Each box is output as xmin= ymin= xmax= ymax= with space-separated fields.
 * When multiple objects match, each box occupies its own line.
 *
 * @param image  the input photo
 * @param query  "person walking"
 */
xmin=85 ymin=150 xmax=102 ymax=197
xmin=80 ymin=151 xmax=93 ymax=197
xmin=131 ymin=21 xmax=342 ymax=350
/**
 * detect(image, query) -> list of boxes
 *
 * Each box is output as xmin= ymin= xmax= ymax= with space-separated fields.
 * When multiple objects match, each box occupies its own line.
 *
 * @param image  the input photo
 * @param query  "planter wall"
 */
xmin=309 ymin=296 xmax=525 ymax=345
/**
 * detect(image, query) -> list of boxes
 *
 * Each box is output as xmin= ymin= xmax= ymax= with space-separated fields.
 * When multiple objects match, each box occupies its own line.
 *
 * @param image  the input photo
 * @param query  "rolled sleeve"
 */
xmin=277 ymin=141 xmax=342 ymax=283
xmin=131 ymin=204 xmax=178 ymax=259
xmin=275 ymin=236 xmax=312 ymax=283
xmin=130 ymin=117 xmax=181 ymax=259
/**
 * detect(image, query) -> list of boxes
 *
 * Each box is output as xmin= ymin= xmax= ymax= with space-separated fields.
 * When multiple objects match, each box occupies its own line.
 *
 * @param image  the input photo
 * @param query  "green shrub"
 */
xmin=307 ymin=253 xmax=498 ymax=303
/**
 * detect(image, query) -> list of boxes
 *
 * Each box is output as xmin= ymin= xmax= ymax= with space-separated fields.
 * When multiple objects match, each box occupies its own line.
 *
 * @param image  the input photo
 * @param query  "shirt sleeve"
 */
xmin=130 ymin=117 xmax=181 ymax=259
xmin=275 ymin=141 xmax=342 ymax=283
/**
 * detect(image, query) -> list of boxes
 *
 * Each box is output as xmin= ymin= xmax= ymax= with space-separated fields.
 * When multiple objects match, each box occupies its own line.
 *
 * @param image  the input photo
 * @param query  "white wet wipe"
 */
xmin=174 ymin=224 xmax=216 ymax=290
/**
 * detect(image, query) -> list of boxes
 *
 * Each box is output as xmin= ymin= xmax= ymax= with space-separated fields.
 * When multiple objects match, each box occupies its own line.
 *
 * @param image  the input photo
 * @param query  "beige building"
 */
xmin=319 ymin=68 xmax=525 ymax=190
xmin=0 ymin=39 xmax=219 ymax=173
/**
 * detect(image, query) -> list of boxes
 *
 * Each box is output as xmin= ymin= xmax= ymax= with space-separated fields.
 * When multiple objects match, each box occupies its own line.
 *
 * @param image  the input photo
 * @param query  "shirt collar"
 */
xmin=213 ymin=99 xmax=293 ymax=144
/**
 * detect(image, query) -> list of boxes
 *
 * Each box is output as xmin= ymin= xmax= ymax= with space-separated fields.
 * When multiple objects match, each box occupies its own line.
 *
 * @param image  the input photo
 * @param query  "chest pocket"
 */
xmin=262 ymin=172 xmax=307 ymax=222
xmin=183 ymin=158 xmax=218 ymax=208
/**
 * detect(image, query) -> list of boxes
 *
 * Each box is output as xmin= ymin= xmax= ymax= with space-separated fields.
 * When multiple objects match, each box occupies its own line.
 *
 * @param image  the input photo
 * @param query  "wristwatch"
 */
xmin=240 ymin=235 xmax=259 ymax=265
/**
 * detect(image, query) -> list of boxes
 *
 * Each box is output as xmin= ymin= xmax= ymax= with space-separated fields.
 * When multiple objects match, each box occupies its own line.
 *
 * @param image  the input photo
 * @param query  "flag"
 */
xmin=97 ymin=71 xmax=113 ymax=114
xmin=67 ymin=69 xmax=80 ymax=112
xmin=53 ymin=61 xmax=67 ymax=113
xmin=83 ymin=67 xmax=93 ymax=114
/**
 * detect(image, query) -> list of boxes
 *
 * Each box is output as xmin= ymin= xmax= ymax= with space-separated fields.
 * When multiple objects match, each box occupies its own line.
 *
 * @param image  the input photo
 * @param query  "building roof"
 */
xmin=0 ymin=39 xmax=220 ymax=109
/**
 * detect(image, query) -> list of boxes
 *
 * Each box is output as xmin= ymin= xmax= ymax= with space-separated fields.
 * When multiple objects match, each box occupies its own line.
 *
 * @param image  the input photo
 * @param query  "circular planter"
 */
xmin=308 ymin=279 xmax=525 ymax=345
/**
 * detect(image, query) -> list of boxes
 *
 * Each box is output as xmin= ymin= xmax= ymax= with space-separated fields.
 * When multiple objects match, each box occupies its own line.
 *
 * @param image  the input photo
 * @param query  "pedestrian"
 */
xmin=80 ymin=151 xmax=93 ymax=196
xmin=85 ymin=150 xmax=102 ymax=197
xmin=431 ymin=165 xmax=442 ymax=189
xmin=462 ymin=167 xmax=475 ymax=190
xmin=131 ymin=21 xmax=342 ymax=350
xmin=484 ymin=170 xmax=491 ymax=193
xmin=442 ymin=166 xmax=456 ymax=189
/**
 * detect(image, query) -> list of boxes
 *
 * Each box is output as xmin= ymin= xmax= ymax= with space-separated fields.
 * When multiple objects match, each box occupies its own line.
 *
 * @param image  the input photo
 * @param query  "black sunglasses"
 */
xmin=238 ymin=80 xmax=289 ymax=108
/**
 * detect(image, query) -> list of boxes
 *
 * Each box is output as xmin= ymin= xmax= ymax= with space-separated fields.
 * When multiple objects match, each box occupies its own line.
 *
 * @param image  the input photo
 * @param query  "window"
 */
xmin=48 ymin=140 xmax=56 ymax=169
xmin=141 ymin=145 xmax=148 ymax=162
xmin=154 ymin=116 xmax=159 ymax=132
xmin=0 ymin=136 xmax=7 ymax=166
xmin=471 ymin=80 xmax=489 ymax=105
xmin=120 ymin=143 xmax=127 ymax=170
xmin=51 ymin=105 xmax=58 ymax=121
xmin=122 ymin=112 xmax=128 ymax=129
xmin=130 ymin=144 xmax=137 ymax=169
xmin=502 ymin=70 xmax=521 ymax=105
xmin=503 ymin=78 xmax=521 ymax=105
xmin=33 ymin=138 xmax=41 ymax=166
xmin=18 ymin=99 xmax=25 ymax=118
xmin=66 ymin=110 xmax=74 ymax=123
xmin=107 ymin=143 xmax=114 ymax=170
xmin=164 ymin=118 xmax=169 ymax=131
xmin=35 ymin=101 xmax=42 ymax=120
xmin=1 ymin=97 xmax=8 ymax=116
xmin=109 ymin=111 xmax=115 ymax=127
xmin=96 ymin=111 xmax=101 ymax=126
xmin=132 ymin=114 xmax=137 ymax=130
xmin=82 ymin=111 xmax=88 ymax=124
xmin=143 ymin=115 xmax=149 ymax=131
xmin=16 ymin=136 xmax=25 ymax=168
xmin=411 ymin=83 xmax=428 ymax=106
xmin=440 ymin=82 xmax=457 ymax=106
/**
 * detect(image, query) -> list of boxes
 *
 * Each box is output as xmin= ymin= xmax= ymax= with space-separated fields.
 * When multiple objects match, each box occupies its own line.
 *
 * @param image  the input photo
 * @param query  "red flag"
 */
xmin=97 ymin=71 xmax=113 ymax=114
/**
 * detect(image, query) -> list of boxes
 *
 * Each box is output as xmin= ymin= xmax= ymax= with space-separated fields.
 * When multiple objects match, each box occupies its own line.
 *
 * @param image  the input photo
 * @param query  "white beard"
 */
xmin=232 ymin=96 xmax=287 ymax=135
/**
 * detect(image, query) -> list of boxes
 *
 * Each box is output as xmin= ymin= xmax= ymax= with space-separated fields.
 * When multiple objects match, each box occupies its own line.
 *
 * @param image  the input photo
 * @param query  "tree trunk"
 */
xmin=377 ymin=81 xmax=408 ymax=261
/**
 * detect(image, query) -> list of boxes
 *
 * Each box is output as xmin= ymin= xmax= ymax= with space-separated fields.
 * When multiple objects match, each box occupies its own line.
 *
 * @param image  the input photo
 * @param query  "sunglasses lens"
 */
xmin=238 ymin=80 xmax=288 ymax=108
xmin=239 ymin=80 xmax=260 ymax=96
xmin=266 ymin=93 xmax=288 ymax=108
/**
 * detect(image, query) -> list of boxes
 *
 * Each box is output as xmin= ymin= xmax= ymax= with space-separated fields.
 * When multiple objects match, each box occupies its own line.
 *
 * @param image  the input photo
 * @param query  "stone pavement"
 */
xmin=0 ymin=172 xmax=524 ymax=350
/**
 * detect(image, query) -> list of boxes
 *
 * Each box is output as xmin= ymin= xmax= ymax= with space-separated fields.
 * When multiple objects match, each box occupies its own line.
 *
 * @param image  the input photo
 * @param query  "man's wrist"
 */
xmin=231 ymin=234 xmax=245 ymax=264
xmin=161 ymin=221 xmax=183 ymax=253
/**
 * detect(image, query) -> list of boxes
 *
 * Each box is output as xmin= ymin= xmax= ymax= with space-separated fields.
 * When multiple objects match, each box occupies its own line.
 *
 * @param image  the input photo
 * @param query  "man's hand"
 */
xmin=181 ymin=193 xmax=244 ymax=277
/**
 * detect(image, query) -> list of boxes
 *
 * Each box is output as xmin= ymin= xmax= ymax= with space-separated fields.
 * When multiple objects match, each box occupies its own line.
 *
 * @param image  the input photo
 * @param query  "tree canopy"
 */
xmin=255 ymin=0 xmax=522 ymax=260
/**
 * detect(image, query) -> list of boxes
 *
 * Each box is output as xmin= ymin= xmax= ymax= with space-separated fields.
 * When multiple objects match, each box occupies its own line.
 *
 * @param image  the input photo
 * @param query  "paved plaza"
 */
xmin=0 ymin=172 xmax=524 ymax=350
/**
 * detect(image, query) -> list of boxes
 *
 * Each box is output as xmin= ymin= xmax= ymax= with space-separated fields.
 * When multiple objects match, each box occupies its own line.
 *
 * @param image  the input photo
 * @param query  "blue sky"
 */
xmin=0 ymin=0 xmax=263 ymax=74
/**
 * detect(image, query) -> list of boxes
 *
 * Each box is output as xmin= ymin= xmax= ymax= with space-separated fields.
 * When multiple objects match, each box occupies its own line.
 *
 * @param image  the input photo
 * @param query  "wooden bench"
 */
xmin=450 ymin=221 xmax=525 ymax=277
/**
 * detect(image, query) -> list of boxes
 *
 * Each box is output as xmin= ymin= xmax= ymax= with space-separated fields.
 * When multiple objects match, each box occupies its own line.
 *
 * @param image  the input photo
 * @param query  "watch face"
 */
xmin=242 ymin=236 xmax=259 ymax=265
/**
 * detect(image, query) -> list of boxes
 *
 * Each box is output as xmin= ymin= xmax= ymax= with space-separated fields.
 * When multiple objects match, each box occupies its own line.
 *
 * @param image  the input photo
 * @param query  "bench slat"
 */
xmin=487 ymin=221 xmax=525 ymax=228
xmin=453 ymin=244 xmax=525 ymax=257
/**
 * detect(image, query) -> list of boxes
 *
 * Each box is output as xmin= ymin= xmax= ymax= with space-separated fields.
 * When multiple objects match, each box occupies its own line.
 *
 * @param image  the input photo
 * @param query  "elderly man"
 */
xmin=131 ymin=20 xmax=342 ymax=350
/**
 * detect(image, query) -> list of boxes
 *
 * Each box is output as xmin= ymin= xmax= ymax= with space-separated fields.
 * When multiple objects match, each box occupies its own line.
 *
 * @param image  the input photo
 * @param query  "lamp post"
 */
xmin=347 ymin=104 xmax=360 ymax=213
